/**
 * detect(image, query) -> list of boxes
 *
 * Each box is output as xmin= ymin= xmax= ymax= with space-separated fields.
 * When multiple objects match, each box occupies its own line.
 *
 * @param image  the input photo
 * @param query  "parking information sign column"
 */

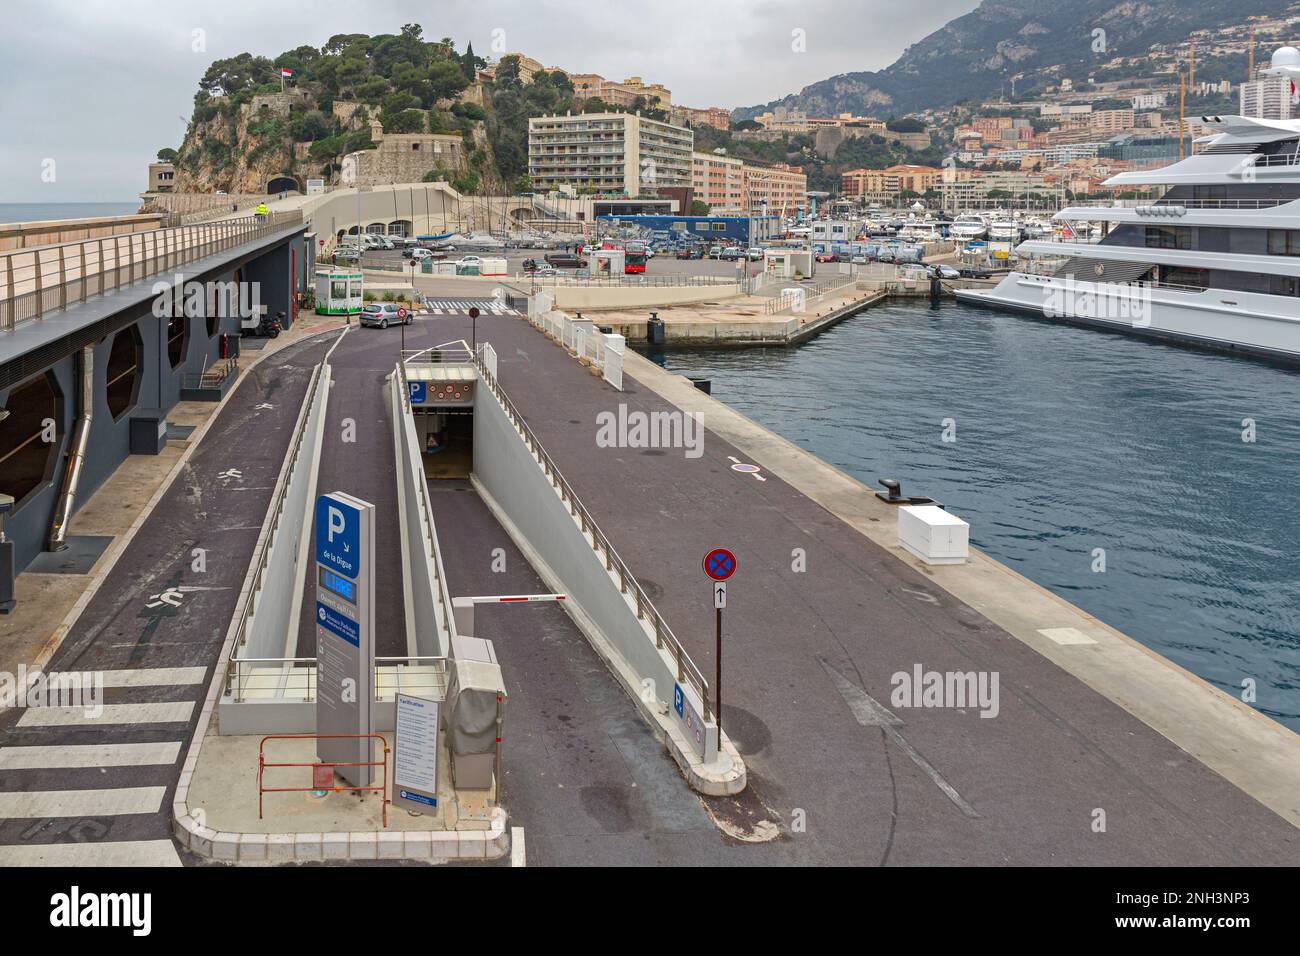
xmin=315 ymin=492 xmax=375 ymax=788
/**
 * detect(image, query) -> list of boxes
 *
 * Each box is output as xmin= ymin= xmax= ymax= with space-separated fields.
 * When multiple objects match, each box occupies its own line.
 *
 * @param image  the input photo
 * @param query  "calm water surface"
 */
xmin=647 ymin=299 xmax=1300 ymax=731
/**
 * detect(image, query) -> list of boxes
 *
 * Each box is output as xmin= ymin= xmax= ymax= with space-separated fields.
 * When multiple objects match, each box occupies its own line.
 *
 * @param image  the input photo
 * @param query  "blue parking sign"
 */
xmin=316 ymin=494 xmax=361 ymax=578
xmin=408 ymin=380 xmax=426 ymax=405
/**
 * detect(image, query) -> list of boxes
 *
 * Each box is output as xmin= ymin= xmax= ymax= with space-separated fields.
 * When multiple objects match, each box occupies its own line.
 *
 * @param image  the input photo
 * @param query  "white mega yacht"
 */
xmin=958 ymin=46 xmax=1300 ymax=363
xmin=950 ymin=213 xmax=989 ymax=242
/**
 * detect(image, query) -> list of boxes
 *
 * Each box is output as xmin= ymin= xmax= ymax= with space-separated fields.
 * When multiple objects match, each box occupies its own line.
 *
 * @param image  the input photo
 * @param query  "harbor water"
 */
xmin=645 ymin=299 xmax=1300 ymax=732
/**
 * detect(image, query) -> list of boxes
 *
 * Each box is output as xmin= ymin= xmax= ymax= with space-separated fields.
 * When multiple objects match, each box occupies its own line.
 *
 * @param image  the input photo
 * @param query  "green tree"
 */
xmin=156 ymin=147 xmax=179 ymax=162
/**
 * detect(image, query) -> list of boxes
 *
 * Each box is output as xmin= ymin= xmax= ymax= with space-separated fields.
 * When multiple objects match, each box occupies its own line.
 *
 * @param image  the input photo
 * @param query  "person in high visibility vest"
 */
xmin=255 ymin=202 xmax=269 ymax=222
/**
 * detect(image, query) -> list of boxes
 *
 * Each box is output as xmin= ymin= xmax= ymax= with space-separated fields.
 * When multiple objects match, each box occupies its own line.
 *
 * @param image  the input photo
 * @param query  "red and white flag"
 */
xmin=280 ymin=68 xmax=294 ymax=79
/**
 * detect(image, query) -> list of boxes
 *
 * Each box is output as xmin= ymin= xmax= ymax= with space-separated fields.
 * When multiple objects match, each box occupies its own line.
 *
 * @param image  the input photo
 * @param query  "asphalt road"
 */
xmin=400 ymin=311 xmax=1300 ymax=866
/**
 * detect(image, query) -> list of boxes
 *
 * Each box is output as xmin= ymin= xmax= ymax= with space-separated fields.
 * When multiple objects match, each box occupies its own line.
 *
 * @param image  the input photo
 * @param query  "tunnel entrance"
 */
xmin=417 ymin=409 xmax=473 ymax=480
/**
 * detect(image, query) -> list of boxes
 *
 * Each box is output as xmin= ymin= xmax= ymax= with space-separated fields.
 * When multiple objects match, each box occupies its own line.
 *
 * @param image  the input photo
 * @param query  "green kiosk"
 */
xmin=315 ymin=268 xmax=364 ymax=316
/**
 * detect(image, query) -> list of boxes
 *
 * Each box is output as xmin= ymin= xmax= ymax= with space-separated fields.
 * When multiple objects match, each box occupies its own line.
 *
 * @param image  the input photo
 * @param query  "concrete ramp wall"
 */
xmin=242 ymin=362 xmax=331 ymax=661
xmin=471 ymin=370 xmax=744 ymax=792
xmin=391 ymin=367 xmax=456 ymax=657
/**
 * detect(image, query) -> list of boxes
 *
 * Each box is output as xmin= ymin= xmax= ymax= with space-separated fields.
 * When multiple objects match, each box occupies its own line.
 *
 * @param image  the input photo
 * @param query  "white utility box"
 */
xmin=898 ymin=505 xmax=969 ymax=565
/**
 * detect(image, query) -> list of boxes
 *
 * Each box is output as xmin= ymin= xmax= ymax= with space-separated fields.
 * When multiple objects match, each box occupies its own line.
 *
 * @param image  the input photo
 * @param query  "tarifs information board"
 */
xmin=393 ymin=693 xmax=440 ymax=813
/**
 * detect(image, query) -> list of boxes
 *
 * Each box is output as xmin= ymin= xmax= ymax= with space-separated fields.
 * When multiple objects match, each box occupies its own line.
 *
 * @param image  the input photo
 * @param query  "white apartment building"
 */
xmin=1241 ymin=75 xmax=1298 ymax=120
xmin=528 ymin=112 xmax=694 ymax=197
xmin=1131 ymin=92 xmax=1168 ymax=110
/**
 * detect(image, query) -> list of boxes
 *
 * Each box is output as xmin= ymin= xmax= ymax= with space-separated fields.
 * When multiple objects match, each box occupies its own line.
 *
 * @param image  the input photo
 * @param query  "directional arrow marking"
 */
xmin=818 ymin=656 xmax=980 ymax=819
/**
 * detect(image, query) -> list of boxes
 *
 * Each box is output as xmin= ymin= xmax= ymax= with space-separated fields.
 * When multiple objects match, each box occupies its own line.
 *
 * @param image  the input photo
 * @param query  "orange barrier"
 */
xmin=258 ymin=733 xmax=390 ymax=827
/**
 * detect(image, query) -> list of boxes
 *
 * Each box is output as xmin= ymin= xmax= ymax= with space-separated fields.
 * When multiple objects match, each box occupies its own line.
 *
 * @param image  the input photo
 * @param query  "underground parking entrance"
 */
xmin=403 ymin=347 xmax=478 ymax=481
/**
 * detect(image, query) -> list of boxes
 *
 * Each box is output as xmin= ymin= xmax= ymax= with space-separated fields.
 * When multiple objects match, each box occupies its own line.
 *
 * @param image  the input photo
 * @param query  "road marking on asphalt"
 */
xmin=17 ymin=701 xmax=195 ymax=728
xmin=98 ymin=667 xmax=207 ymax=687
xmin=511 ymin=826 xmax=526 ymax=867
xmin=0 ymin=840 xmax=183 ymax=867
xmin=0 ymin=786 xmax=166 ymax=818
xmin=1038 ymin=627 xmax=1098 ymax=645
xmin=0 ymin=742 xmax=182 ymax=769
xmin=818 ymin=657 xmax=980 ymax=819
xmin=727 ymin=455 xmax=767 ymax=482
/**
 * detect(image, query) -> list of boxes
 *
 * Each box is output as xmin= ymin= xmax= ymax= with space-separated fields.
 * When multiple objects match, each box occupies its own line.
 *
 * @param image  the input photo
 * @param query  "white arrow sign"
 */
xmin=713 ymin=582 xmax=727 ymax=609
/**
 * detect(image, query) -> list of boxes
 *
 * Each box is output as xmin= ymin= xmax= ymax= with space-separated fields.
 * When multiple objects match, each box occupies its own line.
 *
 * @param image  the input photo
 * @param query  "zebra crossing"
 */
xmin=419 ymin=297 xmax=519 ymax=316
xmin=0 ymin=665 xmax=205 ymax=866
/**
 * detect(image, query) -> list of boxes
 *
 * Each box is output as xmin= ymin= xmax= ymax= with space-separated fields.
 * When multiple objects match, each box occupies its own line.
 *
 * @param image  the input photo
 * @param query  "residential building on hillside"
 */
xmin=691 ymin=151 xmax=745 ymax=214
xmin=742 ymin=161 xmax=807 ymax=215
xmin=528 ymin=112 xmax=694 ymax=197
xmin=1240 ymin=74 xmax=1298 ymax=120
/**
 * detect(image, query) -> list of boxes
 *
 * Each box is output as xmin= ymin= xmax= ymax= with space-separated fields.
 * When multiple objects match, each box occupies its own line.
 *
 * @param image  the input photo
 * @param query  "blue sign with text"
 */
xmin=317 ymin=602 xmax=360 ymax=646
xmin=316 ymin=495 xmax=361 ymax=578
xmin=408 ymin=381 xmax=426 ymax=405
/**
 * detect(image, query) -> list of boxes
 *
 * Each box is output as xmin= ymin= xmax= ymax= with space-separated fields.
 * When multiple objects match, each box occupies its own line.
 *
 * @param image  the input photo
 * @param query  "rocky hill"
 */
xmin=736 ymin=0 xmax=1295 ymax=119
xmin=172 ymin=26 xmax=497 ymax=194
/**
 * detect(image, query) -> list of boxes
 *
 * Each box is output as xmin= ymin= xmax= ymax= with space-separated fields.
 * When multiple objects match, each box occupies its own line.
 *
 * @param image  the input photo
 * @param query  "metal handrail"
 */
xmin=1 ymin=211 xmax=304 ymax=333
xmin=470 ymin=349 xmax=713 ymax=718
xmin=394 ymin=354 xmax=466 ymax=642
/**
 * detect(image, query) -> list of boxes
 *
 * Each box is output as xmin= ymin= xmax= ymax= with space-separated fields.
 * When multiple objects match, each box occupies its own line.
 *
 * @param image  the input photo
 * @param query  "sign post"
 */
xmin=315 ymin=492 xmax=375 ymax=787
xmin=702 ymin=548 xmax=736 ymax=740
xmin=468 ymin=305 xmax=480 ymax=350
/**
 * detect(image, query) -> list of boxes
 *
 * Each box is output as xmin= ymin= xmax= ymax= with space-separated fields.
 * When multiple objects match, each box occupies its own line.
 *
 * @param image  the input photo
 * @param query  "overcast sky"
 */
xmin=0 ymin=0 xmax=980 ymax=202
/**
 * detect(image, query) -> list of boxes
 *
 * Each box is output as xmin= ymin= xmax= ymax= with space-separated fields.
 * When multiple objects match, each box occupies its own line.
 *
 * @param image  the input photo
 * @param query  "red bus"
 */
xmin=624 ymin=241 xmax=648 ymax=274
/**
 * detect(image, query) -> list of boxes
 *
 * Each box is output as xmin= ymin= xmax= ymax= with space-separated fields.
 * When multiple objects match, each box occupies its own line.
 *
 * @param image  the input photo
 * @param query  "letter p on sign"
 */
xmin=328 ymin=506 xmax=345 ymax=542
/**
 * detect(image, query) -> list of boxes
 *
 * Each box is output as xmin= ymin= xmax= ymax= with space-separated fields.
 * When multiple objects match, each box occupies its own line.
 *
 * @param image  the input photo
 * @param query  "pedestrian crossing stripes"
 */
xmin=419 ymin=298 xmax=518 ymax=316
xmin=16 ymin=701 xmax=195 ymax=727
xmin=0 ymin=741 xmax=182 ymax=769
xmin=0 ymin=786 xmax=166 ymax=818
xmin=0 ymin=840 xmax=182 ymax=867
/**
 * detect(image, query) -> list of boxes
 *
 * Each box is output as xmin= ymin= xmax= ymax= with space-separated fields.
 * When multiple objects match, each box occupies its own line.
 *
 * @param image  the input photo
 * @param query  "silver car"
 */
xmin=359 ymin=302 xmax=411 ymax=328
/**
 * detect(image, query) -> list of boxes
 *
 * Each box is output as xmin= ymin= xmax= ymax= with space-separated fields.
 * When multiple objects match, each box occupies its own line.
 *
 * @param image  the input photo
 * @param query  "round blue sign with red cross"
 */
xmin=703 ymin=548 xmax=736 ymax=581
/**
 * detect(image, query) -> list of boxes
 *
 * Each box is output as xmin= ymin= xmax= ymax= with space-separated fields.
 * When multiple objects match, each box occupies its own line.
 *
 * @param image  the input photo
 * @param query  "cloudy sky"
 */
xmin=0 ymin=0 xmax=980 ymax=202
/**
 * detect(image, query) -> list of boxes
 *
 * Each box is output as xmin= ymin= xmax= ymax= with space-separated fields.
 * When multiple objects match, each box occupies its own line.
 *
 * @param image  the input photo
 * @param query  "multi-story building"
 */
xmin=1131 ymin=92 xmax=1168 ymax=109
xmin=1240 ymin=74 xmax=1298 ymax=120
xmin=148 ymin=162 xmax=176 ymax=193
xmin=569 ymin=74 xmax=671 ymax=109
xmin=840 ymin=165 xmax=942 ymax=203
xmin=528 ymin=112 xmax=694 ymax=197
xmin=1090 ymin=109 xmax=1136 ymax=133
xmin=742 ymin=161 xmax=807 ymax=215
xmin=692 ymin=151 xmax=745 ymax=214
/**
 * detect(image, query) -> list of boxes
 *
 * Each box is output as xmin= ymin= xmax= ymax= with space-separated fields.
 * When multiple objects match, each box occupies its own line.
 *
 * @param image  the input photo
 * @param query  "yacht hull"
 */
xmin=956 ymin=271 xmax=1300 ymax=365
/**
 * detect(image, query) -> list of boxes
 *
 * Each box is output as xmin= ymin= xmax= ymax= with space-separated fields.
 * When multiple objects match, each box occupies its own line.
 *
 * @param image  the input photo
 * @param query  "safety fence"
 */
xmin=258 ymin=733 xmax=390 ymax=827
xmin=525 ymin=294 xmax=624 ymax=390
xmin=0 ymin=211 xmax=304 ymax=332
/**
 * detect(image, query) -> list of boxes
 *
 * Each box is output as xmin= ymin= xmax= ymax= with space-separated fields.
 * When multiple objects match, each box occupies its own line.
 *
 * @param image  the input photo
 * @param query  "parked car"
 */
xmin=544 ymin=252 xmax=585 ymax=268
xmin=959 ymin=266 xmax=994 ymax=279
xmin=934 ymin=264 xmax=961 ymax=279
xmin=815 ymin=253 xmax=837 ymax=263
xmin=707 ymin=245 xmax=723 ymax=259
xmin=455 ymin=255 xmax=483 ymax=268
xmin=746 ymin=248 xmax=764 ymax=261
xmin=676 ymin=248 xmax=703 ymax=260
xmin=719 ymin=247 xmax=743 ymax=261
xmin=851 ymin=255 xmax=868 ymax=265
xmin=333 ymin=248 xmax=360 ymax=263
xmin=359 ymin=302 xmax=411 ymax=329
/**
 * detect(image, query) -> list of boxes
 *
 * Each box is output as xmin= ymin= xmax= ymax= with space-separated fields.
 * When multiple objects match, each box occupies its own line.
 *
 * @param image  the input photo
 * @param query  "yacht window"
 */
xmin=1145 ymin=226 xmax=1192 ymax=250
xmin=1267 ymin=230 xmax=1300 ymax=256
xmin=1161 ymin=266 xmax=1208 ymax=289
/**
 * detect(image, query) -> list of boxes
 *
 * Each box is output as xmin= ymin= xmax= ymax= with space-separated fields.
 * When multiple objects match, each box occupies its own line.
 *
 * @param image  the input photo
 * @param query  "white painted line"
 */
xmin=17 ymin=701 xmax=195 ymax=728
xmin=0 ymin=742 xmax=182 ymax=769
xmin=98 ymin=667 xmax=207 ymax=687
xmin=511 ymin=826 xmax=526 ymax=867
xmin=1039 ymin=627 xmax=1098 ymax=646
xmin=0 ymin=840 xmax=182 ymax=867
xmin=0 ymin=786 xmax=166 ymax=818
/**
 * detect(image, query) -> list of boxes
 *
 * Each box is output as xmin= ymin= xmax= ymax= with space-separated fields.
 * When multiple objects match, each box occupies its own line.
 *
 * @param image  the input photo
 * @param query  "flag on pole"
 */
xmin=280 ymin=68 xmax=294 ymax=78
xmin=1291 ymin=79 xmax=1298 ymax=105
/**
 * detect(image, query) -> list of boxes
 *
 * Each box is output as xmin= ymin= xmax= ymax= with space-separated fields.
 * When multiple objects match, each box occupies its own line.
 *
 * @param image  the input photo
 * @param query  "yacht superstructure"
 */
xmin=957 ymin=63 xmax=1300 ymax=363
xmin=950 ymin=214 xmax=989 ymax=242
